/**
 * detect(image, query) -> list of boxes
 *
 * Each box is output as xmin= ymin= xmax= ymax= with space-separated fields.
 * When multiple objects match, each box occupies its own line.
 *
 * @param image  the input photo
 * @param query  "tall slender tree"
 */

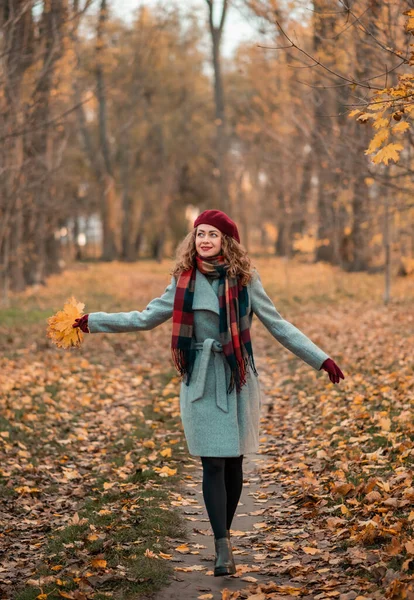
xmin=205 ymin=0 xmax=230 ymax=212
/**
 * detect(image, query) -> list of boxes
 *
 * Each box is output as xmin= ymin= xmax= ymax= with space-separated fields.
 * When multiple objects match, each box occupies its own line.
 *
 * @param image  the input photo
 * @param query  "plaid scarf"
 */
xmin=171 ymin=254 xmax=258 ymax=394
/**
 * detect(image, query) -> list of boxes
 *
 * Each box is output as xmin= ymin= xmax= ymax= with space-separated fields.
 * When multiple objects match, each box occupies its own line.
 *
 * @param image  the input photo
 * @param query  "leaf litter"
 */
xmin=0 ymin=259 xmax=413 ymax=599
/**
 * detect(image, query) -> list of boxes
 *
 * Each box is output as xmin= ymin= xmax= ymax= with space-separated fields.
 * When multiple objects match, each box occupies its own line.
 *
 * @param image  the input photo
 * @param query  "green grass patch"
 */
xmin=0 ymin=307 xmax=53 ymax=326
xmin=47 ymin=523 xmax=90 ymax=556
xmin=31 ymin=481 xmax=187 ymax=599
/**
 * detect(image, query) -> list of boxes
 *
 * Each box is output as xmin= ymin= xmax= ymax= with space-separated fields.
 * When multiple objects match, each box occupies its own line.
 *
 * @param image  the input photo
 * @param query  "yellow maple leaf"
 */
xmin=378 ymin=416 xmax=391 ymax=431
xmin=366 ymin=128 xmax=389 ymax=154
xmin=175 ymin=543 xmax=190 ymax=553
xmin=91 ymin=558 xmax=107 ymax=568
xmin=103 ymin=482 xmax=116 ymax=490
xmin=143 ymin=440 xmax=155 ymax=449
xmin=47 ymin=297 xmax=85 ymax=349
xmin=406 ymin=16 xmax=414 ymax=33
xmin=371 ymin=143 xmax=404 ymax=165
xmin=274 ymin=586 xmax=304 ymax=596
xmin=393 ymin=121 xmax=410 ymax=134
xmin=369 ymin=99 xmax=391 ymax=111
xmin=155 ymin=465 xmax=177 ymax=477
xmin=373 ymin=117 xmax=389 ymax=130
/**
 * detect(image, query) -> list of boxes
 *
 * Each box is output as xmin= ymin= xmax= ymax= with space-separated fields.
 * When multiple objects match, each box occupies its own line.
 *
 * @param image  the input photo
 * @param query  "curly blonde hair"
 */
xmin=171 ymin=228 xmax=255 ymax=286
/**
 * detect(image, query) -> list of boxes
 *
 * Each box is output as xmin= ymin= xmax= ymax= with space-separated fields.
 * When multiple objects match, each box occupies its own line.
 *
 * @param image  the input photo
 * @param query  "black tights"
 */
xmin=200 ymin=455 xmax=244 ymax=539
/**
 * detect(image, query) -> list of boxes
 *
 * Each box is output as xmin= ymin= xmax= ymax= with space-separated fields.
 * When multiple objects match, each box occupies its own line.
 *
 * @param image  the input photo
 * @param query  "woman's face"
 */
xmin=195 ymin=224 xmax=223 ymax=258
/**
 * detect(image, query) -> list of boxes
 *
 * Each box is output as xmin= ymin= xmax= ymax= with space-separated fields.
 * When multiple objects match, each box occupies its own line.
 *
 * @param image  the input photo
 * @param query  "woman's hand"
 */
xmin=72 ymin=314 xmax=90 ymax=333
xmin=320 ymin=358 xmax=344 ymax=384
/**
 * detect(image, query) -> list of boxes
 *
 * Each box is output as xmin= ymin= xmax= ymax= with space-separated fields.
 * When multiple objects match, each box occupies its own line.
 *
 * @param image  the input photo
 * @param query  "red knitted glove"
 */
xmin=320 ymin=358 xmax=344 ymax=384
xmin=72 ymin=314 xmax=90 ymax=333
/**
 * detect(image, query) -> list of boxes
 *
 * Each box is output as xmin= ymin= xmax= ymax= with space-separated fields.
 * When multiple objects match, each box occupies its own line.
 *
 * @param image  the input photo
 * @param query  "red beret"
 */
xmin=194 ymin=209 xmax=240 ymax=243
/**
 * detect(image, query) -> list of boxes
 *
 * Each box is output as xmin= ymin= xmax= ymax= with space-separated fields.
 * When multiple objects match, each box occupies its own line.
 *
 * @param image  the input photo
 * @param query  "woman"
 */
xmin=73 ymin=209 xmax=344 ymax=577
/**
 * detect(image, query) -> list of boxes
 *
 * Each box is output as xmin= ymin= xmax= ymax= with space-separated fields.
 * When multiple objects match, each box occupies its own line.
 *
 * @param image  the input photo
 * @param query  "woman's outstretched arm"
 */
xmin=249 ymin=270 xmax=330 ymax=371
xmin=84 ymin=275 xmax=177 ymax=333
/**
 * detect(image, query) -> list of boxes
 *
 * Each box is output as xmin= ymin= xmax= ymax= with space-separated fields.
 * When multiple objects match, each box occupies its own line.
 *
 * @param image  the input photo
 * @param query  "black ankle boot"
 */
xmin=214 ymin=536 xmax=236 ymax=576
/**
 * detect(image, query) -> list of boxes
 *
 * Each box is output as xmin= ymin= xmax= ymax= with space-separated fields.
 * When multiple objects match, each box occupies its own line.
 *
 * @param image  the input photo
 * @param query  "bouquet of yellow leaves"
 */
xmin=47 ymin=297 xmax=86 ymax=349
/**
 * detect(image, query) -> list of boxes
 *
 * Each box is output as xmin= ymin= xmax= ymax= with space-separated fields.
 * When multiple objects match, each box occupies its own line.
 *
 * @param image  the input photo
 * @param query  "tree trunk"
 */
xmin=275 ymin=191 xmax=293 ymax=258
xmin=120 ymin=129 xmax=137 ymax=261
xmin=294 ymin=146 xmax=313 ymax=237
xmin=313 ymin=0 xmax=337 ymax=264
xmin=383 ymin=182 xmax=391 ymax=304
xmin=73 ymin=210 xmax=83 ymax=261
xmin=72 ymin=0 xmax=120 ymax=262
xmin=346 ymin=0 xmax=380 ymax=271
xmin=275 ymin=47 xmax=294 ymax=258
xmin=96 ymin=0 xmax=119 ymax=261
xmin=0 ymin=0 xmax=35 ymax=299
xmin=23 ymin=0 xmax=68 ymax=285
xmin=206 ymin=0 xmax=230 ymax=212
xmin=0 ymin=236 xmax=10 ymax=307
xmin=10 ymin=195 xmax=25 ymax=292
xmin=238 ymin=172 xmax=249 ymax=253
xmin=154 ymin=165 xmax=179 ymax=262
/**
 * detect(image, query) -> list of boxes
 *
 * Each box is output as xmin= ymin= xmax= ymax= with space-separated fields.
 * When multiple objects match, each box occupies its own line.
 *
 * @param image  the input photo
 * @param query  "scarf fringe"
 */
xmin=171 ymin=347 xmax=195 ymax=386
xmin=227 ymin=349 xmax=259 ymax=395
xmin=171 ymin=347 xmax=188 ymax=376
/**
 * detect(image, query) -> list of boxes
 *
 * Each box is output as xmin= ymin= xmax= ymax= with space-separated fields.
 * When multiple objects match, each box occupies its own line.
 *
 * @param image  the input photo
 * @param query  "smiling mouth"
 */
xmin=201 ymin=247 xmax=212 ymax=250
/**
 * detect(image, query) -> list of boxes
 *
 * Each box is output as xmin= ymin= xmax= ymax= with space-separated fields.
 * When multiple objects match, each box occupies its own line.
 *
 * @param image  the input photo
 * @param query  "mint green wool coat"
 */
xmin=88 ymin=269 xmax=330 ymax=457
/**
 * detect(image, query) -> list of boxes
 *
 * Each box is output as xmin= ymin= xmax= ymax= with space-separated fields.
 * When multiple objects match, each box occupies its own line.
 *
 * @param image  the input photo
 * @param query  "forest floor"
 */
xmin=0 ymin=257 xmax=413 ymax=600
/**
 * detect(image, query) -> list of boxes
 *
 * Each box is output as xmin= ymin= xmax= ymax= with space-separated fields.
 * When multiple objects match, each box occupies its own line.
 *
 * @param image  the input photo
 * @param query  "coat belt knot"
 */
xmin=191 ymin=338 xmax=229 ymax=413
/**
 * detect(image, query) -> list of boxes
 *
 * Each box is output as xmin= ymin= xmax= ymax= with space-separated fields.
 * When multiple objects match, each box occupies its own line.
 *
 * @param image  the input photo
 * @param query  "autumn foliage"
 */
xmin=352 ymin=8 xmax=414 ymax=166
xmin=2 ymin=1 xmax=414 ymax=301
xmin=46 ymin=297 xmax=85 ymax=349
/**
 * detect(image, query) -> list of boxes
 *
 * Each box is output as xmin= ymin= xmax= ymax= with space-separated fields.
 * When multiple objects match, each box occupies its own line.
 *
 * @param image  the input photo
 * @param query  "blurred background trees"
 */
xmin=1 ymin=0 xmax=413 ymax=302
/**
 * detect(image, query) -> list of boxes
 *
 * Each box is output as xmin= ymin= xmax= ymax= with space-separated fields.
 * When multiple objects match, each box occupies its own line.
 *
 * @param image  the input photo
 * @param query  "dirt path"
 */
xmin=154 ymin=448 xmax=283 ymax=600
xmin=152 ymin=340 xmax=403 ymax=600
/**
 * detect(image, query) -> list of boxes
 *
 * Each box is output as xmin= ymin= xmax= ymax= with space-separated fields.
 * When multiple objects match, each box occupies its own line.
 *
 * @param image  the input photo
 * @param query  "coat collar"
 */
xmin=192 ymin=269 xmax=220 ymax=316
xmin=191 ymin=269 xmax=253 ymax=316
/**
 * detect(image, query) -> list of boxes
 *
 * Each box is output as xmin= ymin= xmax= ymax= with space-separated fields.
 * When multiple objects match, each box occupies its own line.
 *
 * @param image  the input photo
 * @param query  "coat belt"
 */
xmin=190 ymin=338 xmax=229 ymax=413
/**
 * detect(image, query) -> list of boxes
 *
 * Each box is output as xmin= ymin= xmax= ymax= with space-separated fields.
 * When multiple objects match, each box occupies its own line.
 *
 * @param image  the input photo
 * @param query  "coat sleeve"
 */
xmin=249 ymin=270 xmax=330 ymax=371
xmin=87 ymin=275 xmax=177 ymax=333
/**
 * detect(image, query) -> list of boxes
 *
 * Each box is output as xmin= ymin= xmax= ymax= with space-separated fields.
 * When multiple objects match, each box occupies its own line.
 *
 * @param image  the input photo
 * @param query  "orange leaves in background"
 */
xmin=46 ymin=296 xmax=85 ymax=349
xmin=350 ymin=8 xmax=414 ymax=165
xmin=90 ymin=558 xmax=107 ymax=569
